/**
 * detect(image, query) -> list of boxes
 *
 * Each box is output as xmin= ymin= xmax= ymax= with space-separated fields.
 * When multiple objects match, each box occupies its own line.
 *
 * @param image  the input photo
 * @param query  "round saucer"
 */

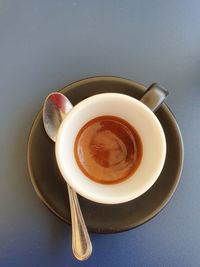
xmin=27 ymin=76 xmax=183 ymax=233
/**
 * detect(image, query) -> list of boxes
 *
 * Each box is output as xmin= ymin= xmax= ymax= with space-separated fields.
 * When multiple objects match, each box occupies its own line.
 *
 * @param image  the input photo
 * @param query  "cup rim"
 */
xmin=55 ymin=93 xmax=166 ymax=204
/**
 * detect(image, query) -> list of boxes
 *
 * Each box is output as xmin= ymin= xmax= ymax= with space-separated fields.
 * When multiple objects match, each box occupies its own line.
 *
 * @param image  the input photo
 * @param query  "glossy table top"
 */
xmin=0 ymin=1 xmax=199 ymax=266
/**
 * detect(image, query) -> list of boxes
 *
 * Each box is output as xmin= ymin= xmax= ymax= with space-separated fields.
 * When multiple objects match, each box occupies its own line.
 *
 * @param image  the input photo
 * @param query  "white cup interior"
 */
xmin=55 ymin=93 xmax=166 ymax=204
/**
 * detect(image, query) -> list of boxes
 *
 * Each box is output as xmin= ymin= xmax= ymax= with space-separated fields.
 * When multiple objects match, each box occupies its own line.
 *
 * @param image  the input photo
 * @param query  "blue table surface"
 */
xmin=1 ymin=1 xmax=200 ymax=266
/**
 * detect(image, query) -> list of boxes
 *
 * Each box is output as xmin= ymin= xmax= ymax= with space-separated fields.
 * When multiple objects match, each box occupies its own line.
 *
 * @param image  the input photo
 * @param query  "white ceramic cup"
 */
xmin=55 ymin=89 xmax=167 ymax=204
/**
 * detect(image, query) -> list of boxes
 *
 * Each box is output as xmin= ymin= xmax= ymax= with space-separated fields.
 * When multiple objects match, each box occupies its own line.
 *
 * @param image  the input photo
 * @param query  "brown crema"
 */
xmin=74 ymin=115 xmax=143 ymax=184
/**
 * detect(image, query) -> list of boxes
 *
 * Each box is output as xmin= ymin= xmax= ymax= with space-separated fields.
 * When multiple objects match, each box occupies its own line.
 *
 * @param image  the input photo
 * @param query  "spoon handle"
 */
xmin=67 ymin=185 xmax=92 ymax=260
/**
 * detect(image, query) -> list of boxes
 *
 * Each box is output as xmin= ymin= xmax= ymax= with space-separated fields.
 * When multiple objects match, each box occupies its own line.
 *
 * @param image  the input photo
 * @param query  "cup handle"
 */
xmin=140 ymin=83 xmax=169 ymax=112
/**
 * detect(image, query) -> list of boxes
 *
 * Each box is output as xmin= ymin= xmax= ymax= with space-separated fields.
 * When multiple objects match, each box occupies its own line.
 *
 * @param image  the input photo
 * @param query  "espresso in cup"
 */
xmin=55 ymin=90 xmax=167 ymax=204
xmin=74 ymin=115 xmax=142 ymax=184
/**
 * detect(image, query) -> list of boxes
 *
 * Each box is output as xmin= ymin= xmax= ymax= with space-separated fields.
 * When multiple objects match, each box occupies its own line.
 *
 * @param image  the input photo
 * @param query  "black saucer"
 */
xmin=27 ymin=76 xmax=183 ymax=233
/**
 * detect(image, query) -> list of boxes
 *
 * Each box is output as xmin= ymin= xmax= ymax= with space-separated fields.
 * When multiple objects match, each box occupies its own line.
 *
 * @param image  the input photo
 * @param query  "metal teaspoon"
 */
xmin=43 ymin=92 xmax=92 ymax=261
